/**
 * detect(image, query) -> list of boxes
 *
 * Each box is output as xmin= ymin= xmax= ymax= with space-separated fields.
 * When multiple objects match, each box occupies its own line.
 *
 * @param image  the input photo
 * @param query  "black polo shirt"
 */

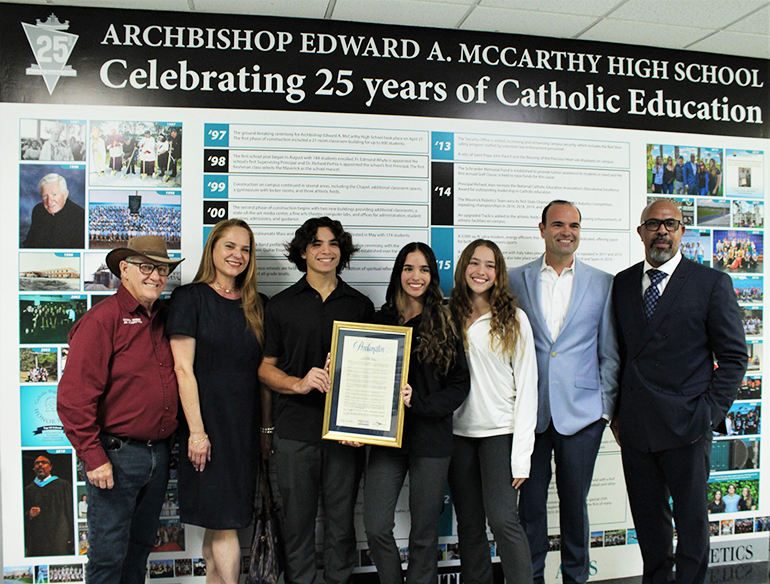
xmin=264 ymin=276 xmax=374 ymax=442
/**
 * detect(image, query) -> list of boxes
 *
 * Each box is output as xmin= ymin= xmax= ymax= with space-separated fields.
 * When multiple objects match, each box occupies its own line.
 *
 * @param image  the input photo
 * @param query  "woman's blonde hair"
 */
xmin=193 ymin=219 xmax=263 ymax=344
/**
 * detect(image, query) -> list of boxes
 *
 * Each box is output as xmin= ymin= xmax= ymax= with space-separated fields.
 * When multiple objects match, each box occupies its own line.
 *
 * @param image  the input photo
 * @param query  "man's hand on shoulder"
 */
xmin=87 ymin=462 xmax=114 ymax=489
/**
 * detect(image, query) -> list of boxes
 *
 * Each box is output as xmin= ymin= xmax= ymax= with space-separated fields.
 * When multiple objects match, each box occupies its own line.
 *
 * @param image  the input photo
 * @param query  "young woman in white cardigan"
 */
xmin=448 ymin=239 xmax=538 ymax=584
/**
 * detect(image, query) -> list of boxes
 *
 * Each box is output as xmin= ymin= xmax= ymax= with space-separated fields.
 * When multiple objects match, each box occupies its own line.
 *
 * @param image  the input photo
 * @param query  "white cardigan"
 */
xmin=452 ymin=308 xmax=538 ymax=478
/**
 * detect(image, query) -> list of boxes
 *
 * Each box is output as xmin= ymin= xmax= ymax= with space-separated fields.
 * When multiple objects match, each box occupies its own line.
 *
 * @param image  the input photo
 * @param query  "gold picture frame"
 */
xmin=322 ymin=321 xmax=412 ymax=447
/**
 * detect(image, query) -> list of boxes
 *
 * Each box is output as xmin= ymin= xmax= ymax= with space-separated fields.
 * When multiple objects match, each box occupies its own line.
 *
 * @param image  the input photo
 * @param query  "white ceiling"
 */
xmin=4 ymin=0 xmax=770 ymax=60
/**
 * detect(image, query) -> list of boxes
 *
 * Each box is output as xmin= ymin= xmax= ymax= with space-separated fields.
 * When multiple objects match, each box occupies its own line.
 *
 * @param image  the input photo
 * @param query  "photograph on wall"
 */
xmin=20 ymin=119 xmax=86 ymax=162
xmin=154 ymin=517 xmax=185 ymax=552
xmin=740 ymin=306 xmax=763 ymax=338
xmin=20 ymin=252 xmax=80 ymax=292
xmin=160 ymin=481 xmax=179 ymax=518
xmin=77 ymin=525 xmax=88 ymax=556
xmin=724 ymin=149 xmax=764 ymax=199
xmin=174 ymin=559 xmax=192 ymax=578
xmin=148 ymin=559 xmax=175 ymax=579
xmin=88 ymin=190 xmax=181 ymax=250
xmin=35 ymin=565 xmax=48 ymax=584
xmin=646 ymin=145 xmax=721 ymax=197
xmin=756 ymin=517 xmax=770 ymax=532
xmin=19 ymin=164 xmax=86 ymax=249
xmin=47 ymin=565 xmax=84 ymax=583
xmin=679 ymin=229 xmax=710 ymax=266
xmin=696 ymin=199 xmax=731 ymax=227
xmin=738 ymin=376 xmax=762 ymax=400
xmin=3 ymin=567 xmax=33 ymax=583
xmin=725 ymin=401 xmax=761 ymax=436
xmin=647 ymin=196 xmax=694 ymax=225
xmin=82 ymin=251 xmax=120 ymax=291
xmin=21 ymin=450 xmax=75 ymax=557
xmin=90 ymin=121 xmax=182 ymax=187
xmin=712 ymin=230 xmax=763 ymax=274
xmin=20 ymin=295 xmax=87 ymax=344
xmin=707 ymin=471 xmax=760 ymax=514
xmin=747 ymin=341 xmax=762 ymax=373
xmin=733 ymin=276 xmax=763 ymax=303
xmin=20 ymin=384 xmax=68 ymax=447
xmin=76 ymin=485 xmax=87 ymax=519
xmin=20 ymin=347 xmax=58 ymax=383
xmin=732 ymin=200 xmax=764 ymax=228
xmin=711 ymin=437 xmax=760 ymax=471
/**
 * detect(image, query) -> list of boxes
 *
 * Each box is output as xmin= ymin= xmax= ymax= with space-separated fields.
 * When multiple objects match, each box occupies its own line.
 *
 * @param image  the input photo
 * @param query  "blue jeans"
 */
xmin=86 ymin=434 xmax=170 ymax=584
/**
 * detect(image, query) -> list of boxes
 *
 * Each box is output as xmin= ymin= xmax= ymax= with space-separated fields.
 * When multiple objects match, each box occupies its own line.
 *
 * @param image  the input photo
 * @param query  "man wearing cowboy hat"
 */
xmin=58 ymin=236 xmax=183 ymax=584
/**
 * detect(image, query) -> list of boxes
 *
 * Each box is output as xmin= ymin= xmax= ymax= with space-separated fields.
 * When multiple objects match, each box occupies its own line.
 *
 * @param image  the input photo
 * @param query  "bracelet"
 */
xmin=188 ymin=434 xmax=208 ymax=444
xmin=261 ymin=427 xmax=274 ymax=434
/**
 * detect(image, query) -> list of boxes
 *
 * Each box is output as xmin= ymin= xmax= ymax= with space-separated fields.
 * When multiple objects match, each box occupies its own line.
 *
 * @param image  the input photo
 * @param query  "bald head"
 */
xmin=637 ymin=200 xmax=685 ymax=268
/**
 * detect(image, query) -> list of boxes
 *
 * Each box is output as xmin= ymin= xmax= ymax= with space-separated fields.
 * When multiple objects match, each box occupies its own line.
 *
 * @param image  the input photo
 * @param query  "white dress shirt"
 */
xmin=641 ymin=250 xmax=682 ymax=298
xmin=539 ymin=256 xmax=575 ymax=340
xmin=453 ymin=309 xmax=539 ymax=478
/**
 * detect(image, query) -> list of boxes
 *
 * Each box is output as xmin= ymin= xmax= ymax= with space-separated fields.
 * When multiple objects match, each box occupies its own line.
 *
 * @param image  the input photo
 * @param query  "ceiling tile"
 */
xmin=193 ymin=0 xmax=329 ymax=18
xmin=333 ymin=0 xmax=470 ymax=28
xmin=610 ymin=0 xmax=768 ymax=30
xmin=727 ymin=4 xmax=770 ymax=35
xmin=689 ymin=30 xmax=770 ymax=60
xmin=460 ymin=6 xmax=596 ymax=38
xmin=580 ymin=17 xmax=714 ymax=50
xmin=479 ymin=0 xmax=623 ymax=17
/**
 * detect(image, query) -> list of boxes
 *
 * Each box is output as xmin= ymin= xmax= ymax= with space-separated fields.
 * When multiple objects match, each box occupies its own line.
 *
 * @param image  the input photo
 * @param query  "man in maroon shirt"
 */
xmin=58 ymin=236 xmax=182 ymax=584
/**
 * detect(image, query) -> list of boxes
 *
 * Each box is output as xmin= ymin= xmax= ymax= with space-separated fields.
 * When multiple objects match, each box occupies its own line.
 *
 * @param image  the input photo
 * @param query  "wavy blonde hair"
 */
xmin=449 ymin=240 xmax=521 ymax=358
xmin=193 ymin=219 xmax=264 ymax=345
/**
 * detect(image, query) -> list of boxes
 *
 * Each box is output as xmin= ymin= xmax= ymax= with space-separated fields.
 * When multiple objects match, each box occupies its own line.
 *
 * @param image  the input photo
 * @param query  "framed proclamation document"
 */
xmin=322 ymin=321 xmax=412 ymax=447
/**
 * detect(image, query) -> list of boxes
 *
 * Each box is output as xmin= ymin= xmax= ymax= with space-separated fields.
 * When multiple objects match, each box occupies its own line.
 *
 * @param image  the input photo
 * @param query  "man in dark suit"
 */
xmin=612 ymin=200 xmax=747 ymax=584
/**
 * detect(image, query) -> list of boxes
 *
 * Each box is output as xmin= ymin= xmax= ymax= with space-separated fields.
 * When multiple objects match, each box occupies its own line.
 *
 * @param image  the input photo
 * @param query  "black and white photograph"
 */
xmin=20 ymin=119 xmax=86 ymax=162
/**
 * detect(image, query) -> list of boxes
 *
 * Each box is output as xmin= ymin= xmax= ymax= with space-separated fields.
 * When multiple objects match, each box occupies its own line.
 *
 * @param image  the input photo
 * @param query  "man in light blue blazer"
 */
xmin=508 ymin=200 xmax=620 ymax=584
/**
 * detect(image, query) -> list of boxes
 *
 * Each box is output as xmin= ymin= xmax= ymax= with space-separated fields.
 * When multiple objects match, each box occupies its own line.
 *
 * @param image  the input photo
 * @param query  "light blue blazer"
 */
xmin=508 ymin=256 xmax=620 ymax=436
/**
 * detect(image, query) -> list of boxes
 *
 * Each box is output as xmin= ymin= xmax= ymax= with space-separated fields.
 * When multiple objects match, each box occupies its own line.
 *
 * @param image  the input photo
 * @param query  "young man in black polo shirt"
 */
xmin=259 ymin=217 xmax=374 ymax=584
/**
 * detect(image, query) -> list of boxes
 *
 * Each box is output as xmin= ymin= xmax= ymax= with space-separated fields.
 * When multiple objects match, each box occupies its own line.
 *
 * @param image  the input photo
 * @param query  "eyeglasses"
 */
xmin=640 ymin=218 xmax=682 ymax=232
xmin=126 ymin=261 xmax=170 ymax=276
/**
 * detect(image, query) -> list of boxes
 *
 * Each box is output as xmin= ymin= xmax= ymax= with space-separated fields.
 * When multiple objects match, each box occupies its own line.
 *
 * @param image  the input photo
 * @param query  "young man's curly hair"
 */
xmin=285 ymin=216 xmax=359 ymax=274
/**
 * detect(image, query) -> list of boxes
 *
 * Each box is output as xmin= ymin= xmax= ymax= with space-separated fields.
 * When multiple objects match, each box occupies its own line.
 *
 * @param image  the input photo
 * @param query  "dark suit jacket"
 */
xmin=612 ymin=258 xmax=747 ymax=452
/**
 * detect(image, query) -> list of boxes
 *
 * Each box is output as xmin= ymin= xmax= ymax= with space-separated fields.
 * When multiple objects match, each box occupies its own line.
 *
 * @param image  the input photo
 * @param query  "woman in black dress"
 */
xmin=168 ymin=219 xmax=270 ymax=583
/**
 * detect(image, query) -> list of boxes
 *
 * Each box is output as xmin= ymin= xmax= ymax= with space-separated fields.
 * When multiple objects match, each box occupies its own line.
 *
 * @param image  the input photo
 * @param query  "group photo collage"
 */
xmin=17 ymin=117 xmax=185 ymax=571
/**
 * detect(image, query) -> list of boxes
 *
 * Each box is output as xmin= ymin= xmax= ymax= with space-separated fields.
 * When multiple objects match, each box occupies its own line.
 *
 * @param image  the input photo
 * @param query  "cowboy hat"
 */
xmin=106 ymin=235 xmax=184 ymax=277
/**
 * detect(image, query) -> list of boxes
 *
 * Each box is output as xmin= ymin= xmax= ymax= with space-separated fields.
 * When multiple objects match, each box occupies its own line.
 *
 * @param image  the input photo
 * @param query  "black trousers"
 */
xmin=621 ymin=433 xmax=711 ymax=584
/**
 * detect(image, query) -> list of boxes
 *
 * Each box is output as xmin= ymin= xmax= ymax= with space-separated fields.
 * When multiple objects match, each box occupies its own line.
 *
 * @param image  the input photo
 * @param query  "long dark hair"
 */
xmin=384 ymin=242 xmax=457 ymax=376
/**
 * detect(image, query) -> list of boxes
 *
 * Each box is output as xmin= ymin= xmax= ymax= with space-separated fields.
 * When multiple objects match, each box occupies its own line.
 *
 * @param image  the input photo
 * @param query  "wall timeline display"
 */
xmin=0 ymin=2 xmax=767 ymax=582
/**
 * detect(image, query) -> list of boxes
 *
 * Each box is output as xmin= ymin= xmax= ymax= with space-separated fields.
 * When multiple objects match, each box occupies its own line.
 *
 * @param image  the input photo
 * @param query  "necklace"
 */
xmin=213 ymin=281 xmax=237 ymax=294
